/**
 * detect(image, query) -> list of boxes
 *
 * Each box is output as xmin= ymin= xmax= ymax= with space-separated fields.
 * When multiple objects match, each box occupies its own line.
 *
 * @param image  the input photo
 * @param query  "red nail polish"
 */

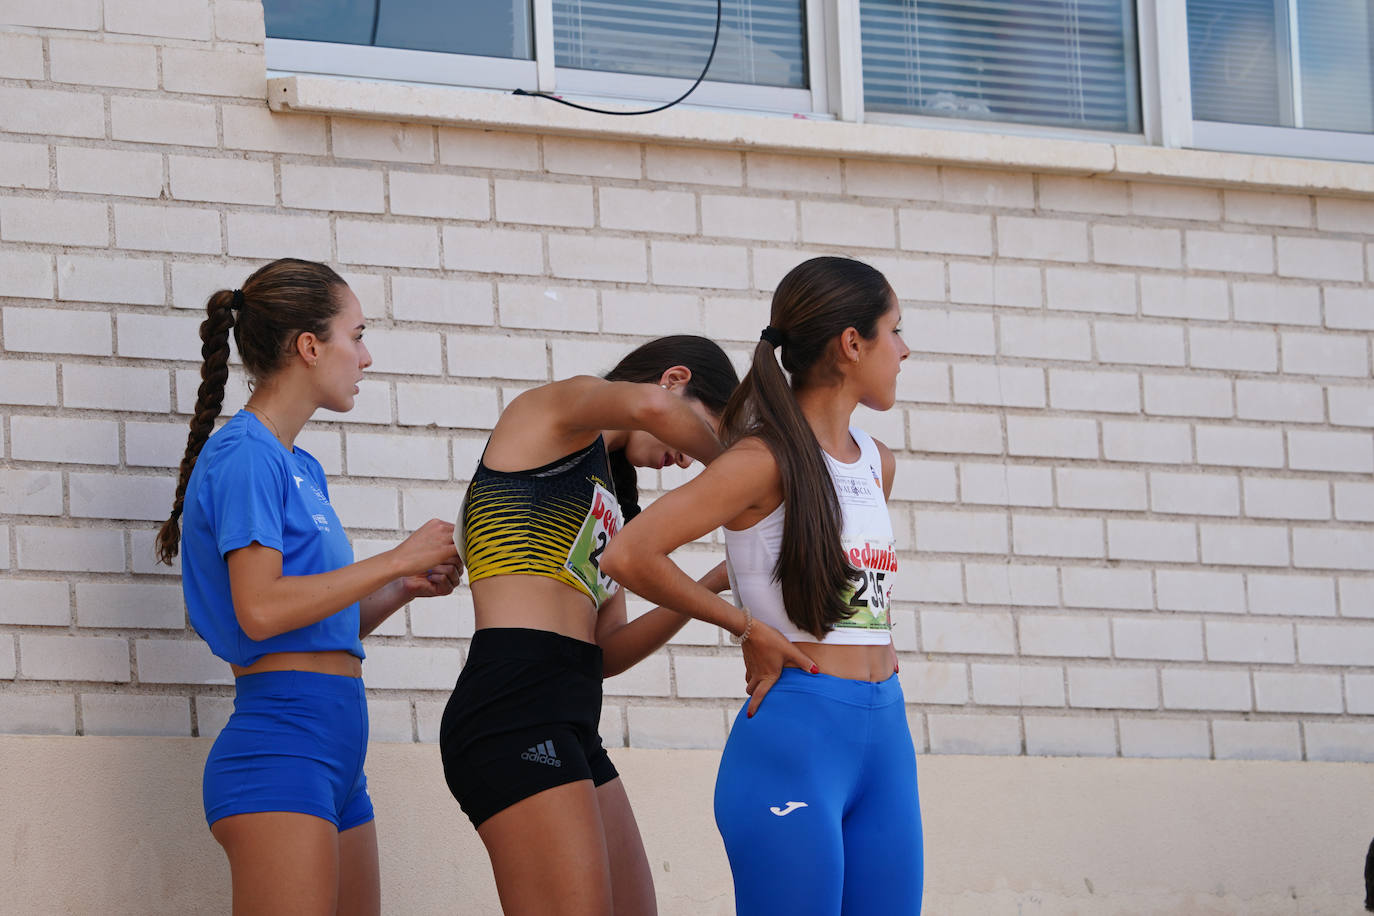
xmin=810 ymin=664 xmax=819 ymax=675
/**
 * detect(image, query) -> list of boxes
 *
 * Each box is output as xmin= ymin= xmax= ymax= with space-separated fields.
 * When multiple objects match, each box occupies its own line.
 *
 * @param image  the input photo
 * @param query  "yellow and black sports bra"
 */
xmin=459 ymin=436 xmax=623 ymax=607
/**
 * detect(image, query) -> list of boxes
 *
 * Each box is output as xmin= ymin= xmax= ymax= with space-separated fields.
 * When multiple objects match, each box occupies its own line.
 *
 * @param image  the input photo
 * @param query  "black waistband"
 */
xmin=468 ymin=627 xmax=603 ymax=674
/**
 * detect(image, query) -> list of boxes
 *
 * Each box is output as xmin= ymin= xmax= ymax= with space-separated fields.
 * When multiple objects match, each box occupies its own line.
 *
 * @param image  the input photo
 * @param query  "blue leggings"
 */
xmin=713 ymin=669 xmax=923 ymax=915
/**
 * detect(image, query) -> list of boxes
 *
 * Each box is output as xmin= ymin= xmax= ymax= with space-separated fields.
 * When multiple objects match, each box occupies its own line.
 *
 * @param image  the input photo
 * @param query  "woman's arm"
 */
xmin=596 ymin=561 xmax=730 ymax=677
xmin=226 ymin=518 xmax=460 ymax=642
xmin=600 ymin=441 xmax=818 ymax=716
xmin=357 ymin=561 xmax=463 ymax=639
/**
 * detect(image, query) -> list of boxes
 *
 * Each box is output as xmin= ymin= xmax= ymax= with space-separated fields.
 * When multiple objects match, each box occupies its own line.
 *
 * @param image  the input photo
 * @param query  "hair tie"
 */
xmin=230 ymin=289 xmax=244 ymax=311
xmin=760 ymin=326 xmax=784 ymax=348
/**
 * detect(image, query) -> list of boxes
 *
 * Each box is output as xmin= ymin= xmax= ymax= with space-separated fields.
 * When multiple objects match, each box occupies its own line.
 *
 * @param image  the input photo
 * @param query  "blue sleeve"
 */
xmin=209 ymin=444 xmax=288 ymax=557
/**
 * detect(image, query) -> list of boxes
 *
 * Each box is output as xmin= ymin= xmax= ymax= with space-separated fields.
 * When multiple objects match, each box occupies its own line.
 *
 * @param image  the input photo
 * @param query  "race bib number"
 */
xmin=565 ymin=483 xmax=622 ymax=605
xmin=835 ymin=539 xmax=897 ymax=630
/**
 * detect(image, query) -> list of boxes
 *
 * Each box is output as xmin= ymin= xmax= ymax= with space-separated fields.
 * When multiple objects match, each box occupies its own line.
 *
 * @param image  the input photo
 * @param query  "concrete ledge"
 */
xmin=269 ymin=74 xmax=1374 ymax=198
xmin=2 ymin=735 xmax=1368 ymax=914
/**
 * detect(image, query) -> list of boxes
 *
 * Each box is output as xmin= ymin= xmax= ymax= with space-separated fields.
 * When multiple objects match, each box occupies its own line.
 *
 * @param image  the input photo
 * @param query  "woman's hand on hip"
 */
xmin=741 ymin=622 xmax=817 ymax=718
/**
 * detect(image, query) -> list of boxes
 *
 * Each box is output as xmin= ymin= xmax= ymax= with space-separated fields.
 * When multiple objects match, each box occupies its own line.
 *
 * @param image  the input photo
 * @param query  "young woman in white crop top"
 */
xmin=602 ymin=256 xmax=923 ymax=915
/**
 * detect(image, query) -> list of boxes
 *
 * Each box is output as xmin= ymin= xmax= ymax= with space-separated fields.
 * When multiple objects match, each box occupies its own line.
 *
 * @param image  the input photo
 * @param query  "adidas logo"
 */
xmin=520 ymin=740 xmax=562 ymax=768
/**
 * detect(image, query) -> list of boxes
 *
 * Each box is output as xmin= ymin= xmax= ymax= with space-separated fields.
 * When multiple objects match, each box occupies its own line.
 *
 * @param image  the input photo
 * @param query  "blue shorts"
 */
xmin=203 ymin=670 xmax=374 ymax=831
xmin=714 ymin=668 xmax=923 ymax=915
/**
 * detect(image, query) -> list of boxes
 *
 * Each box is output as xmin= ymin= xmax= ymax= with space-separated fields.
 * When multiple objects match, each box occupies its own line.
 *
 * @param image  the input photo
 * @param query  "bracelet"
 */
xmin=729 ymin=607 xmax=754 ymax=645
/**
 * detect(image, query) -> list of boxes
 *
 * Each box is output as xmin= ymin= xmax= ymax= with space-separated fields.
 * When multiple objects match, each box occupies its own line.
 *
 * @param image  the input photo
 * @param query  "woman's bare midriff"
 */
xmin=470 ymin=574 xmax=600 ymax=644
xmin=231 ymin=650 xmax=362 ymax=679
xmin=795 ymin=642 xmax=896 ymax=682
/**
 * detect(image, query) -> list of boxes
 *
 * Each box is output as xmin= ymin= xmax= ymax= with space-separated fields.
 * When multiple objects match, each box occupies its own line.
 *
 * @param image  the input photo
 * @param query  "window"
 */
xmin=858 ymin=0 xmax=1141 ymax=133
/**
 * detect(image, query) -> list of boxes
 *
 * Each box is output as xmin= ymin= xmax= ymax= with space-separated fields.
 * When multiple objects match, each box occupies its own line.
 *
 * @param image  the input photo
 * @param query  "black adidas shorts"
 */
xmin=440 ymin=627 xmax=619 ymax=828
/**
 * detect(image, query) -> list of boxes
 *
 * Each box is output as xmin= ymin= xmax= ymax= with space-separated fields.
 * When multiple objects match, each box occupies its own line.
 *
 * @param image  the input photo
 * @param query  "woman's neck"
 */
xmin=795 ymin=384 xmax=860 ymax=461
xmin=245 ymin=381 xmax=314 ymax=449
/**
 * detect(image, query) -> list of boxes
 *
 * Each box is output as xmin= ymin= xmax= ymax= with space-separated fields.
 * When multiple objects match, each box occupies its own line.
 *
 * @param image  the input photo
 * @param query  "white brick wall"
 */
xmin=1 ymin=7 xmax=1372 ymax=763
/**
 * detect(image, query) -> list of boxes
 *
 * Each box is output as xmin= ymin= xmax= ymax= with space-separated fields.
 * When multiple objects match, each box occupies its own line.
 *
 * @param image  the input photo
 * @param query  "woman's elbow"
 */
xmin=234 ymin=604 xmax=279 ymax=642
xmin=599 ymin=538 xmax=633 ymax=586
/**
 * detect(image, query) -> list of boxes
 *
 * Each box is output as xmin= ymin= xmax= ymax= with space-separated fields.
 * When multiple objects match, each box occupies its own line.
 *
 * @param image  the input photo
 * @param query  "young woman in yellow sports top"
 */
xmin=441 ymin=335 xmax=814 ymax=915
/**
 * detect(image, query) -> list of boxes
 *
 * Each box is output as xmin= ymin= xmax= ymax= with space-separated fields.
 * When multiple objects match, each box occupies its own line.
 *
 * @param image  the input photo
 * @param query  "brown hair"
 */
xmin=155 ymin=258 xmax=347 ymax=564
xmin=603 ymin=335 xmax=739 ymax=521
xmin=720 ymin=256 xmax=895 ymax=639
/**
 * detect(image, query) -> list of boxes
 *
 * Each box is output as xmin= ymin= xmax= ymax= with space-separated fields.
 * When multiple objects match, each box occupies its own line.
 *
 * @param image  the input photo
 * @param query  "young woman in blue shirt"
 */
xmin=156 ymin=258 xmax=462 ymax=916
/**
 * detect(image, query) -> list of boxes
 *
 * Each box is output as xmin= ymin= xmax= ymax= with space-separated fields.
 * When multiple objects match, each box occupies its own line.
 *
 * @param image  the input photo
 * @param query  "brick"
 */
xmin=1281 ymin=331 xmax=1368 ymax=378
xmin=0 ymin=359 xmax=57 ymax=407
xmin=1340 ymin=577 xmax=1374 ymax=617
xmin=1205 ymin=620 xmax=1294 ymax=663
xmin=1024 ymin=716 xmax=1117 ymax=757
xmin=1198 ymin=523 xmax=1289 ymax=567
xmin=327 ymin=484 xmax=400 ymax=530
xmin=1334 ymin=481 xmax=1374 ymax=522
xmin=1092 ymin=323 xmax=1184 ymax=369
xmin=1254 ymin=672 xmax=1341 ymax=713
xmin=1114 ymin=617 xmax=1204 ymax=661
xmin=601 ymin=655 xmax=670 ymax=698
xmin=442 ymin=225 xmax=544 ymax=276
xmin=1055 ymin=468 xmax=1146 ymax=511
xmin=1018 ymin=614 xmax=1110 ymax=658
xmin=1044 ymin=268 xmax=1135 ymax=316
xmin=1131 ymin=183 xmax=1222 ymax=220
xmin=226 ymin=213 xmax=331 ymax=261
xmin=1297 ymin=622 xmax=1374 ymax=665
xmin=628 ymin=706 xmax=725 ymax=749
xmin=1248 ymin=573 xmax=1337 ymax=616
xmin=903 ymin=559 xmax=962 ymax=604
xmin=105 ymin=0 xmax=211 ymax=38
xmin=1049 ymin=369 xmax=1139 ymax=414
xmin=1139 ymin=275 xmax=1229 ymax=321
xmin=543 ymin=137 xmax=640 ymax=179
xmin=1242 ymin=477 xmax=1330 ymax=520
xmin=1013 ymin=515 xmax=1104 ymax=559
xmin=1232 ymin=281 xmax=1321 ymax=325
xmin=953 ymin=364 xmax=1044 ymax=408
xmin=801 ymin=201 xmax=895 ymax=248
xmin=447 ymin=334 xmax=546 ymax=381
xmin=602 ymin=290 xmax=702 ymax=336
xmin=330 ymin=119 xmax=433 ymax=163
xmin=644 ymin=145 xmax=741 ymax=186
xmin=72 ymin=582 xmax=183 ymax=630
xmin=161 ymin=47 xmax=263 ymax=98
xmin=361 ymin=646 xmax=463 ymax=691
xmin=390 ymin=277 xmax=490 ymax=327
xmin=0 ymin=579 xmax=70 ymax=626
xmin=943 ymin=168 xmax=1034 ymax=208
xmin=999 ymin=314 xmax=1092 ymax=361
xmin=359 ymin=328 xmax=443 ymax=377
xmin=365 ymin=699 xmax=414 ymax=743
xmin=1277 ymin=237 xmax=1363 ymax=281
xmin=1006 ymin=417 xmax=1097 ymax=460
xmin=11 ymin=417 xmax=117 ymax=464
xmin=134 ymin=639 xmax=231 ymax=685
xmin=1348 ymin=674 xmax=1374 ymax=712
xmin=1151 ymin=471 xmax=1240 ymax=516
xmin=1102 ymin=421 xmax=1191 ymax=464
xmin=50 ymin=38 xmax=158 ymax=89
xmin=1324 ymin=286 xmax=1374 ymax=330
xmin=111 ymin=97 xmax=217 ymax=147
xmin=1306 ymin=723 xmax=1374 ymax=763
xmin=64 ymin=364 xmax=171 ymax=411
xmin=1224 ymin=190 xmax=1311 ymax=227
xmin=551 ymin=339 xmax=647 ymax=380
xmin=1189 ymin=327 xmax=1277 ymax=373
xmin=1293 ymin=527 xmax=1374 ymax=571
xmin=898 ymin=662 xmax=968 ymax=704
xmin=0 ymin=141 xmax=48 ymax=192
xmin=337 ymin=220 xmax=439 ymax=269
xmin=914 ymin=511 xmax=1008 ymax=555
xmin=896 ymin=361 xmax=951 ymax=403
xmin=1038 ymin=176 xmax=1129 ymax=215
xmin=650 ymin=240 xmax=745 ymax=289
xmin=905 ymin=308 xmax=995 ymax=357
xmin=910 ymin=409 xmax=1002 ymax=455
xmin=0 ymin=696 xmax=76 ymax=736
xmin=972 ymin=663 xmax=1064 ymax=707
xmin=346 ymin=433 xmax=448 ymax=480
xmin=966 ymin=562 xmax=1059 ymax=607
xmin=1213 ymin=721 xmax=1300 ymax=760
xmin=408 ymin=590 xmax=473 ymax=639
xmin=169 ymin=262 xmax=250 ymax=312
xmin=949 ymin=262 xmax=1042 ymax=309
xmin=921 ymin=609 xmax=1014 ymax=654
xmin=4 ymin=307 xmax=110 ymax=356
xmin=3 ymin=0 xmax=100 ymax=28
xmin=845 ymin=160 xmax=940 ymax=200
xmin=674 ymin=656 xmax=746 ymax=698
xmin=70 ymin=472 xmax=174 ymax=521
xmin=278 ymin=164 xmax=381 ymax=213
xmin=1195 ymin=426 xmax=1285 ymax=469
xmin=1186 ymin=231 xmax=1274 ymax=274
xmin=899 ymin=209 xmax=991 ymax=256
xmin=1235 ymin=380 xmax=1324 ymax=424
xmin=82 ymin=695 xmax=189 ymax=737
xmin=1316 ymin=197 xmax=1374 ymax=232
xmin=746 ymin=152 xmax=839 ymax=193
xmin=0 ymin=527 xmax=10 ymax=569
xmin=1063 ymin=568 xmax=1152 ymax=610
xmin=997 ymin=216 xmax=1088 ymax=262
xmin=0 ymin=88 xmax=104 ymax=139
xmin=596 ymin=187 xmax=694 ymax=234
xmin=215 ymin=0 xmax=265 ymax=42
xmin=1118 ymin=719 xmax=1210 ymax=759
xmin=116 ymin=313 xmax=203 ymax=362
xmin=397 ymin=383 xmax=498 ymax=430
xmin=958 ymin=464 xmax=1051 ymax=507
xmin=1 ymin=197 xmax=107 ymax=247
xmin=114 ymin=204 xmax=221 ymax=254
xmin=926 ymin=714 xmax=1021 ymax=755
xmin=547 ymin=235 xmax=646 ymax=283
xmin=492 ymin=282 xmax=594 ymax=333
xmin=1143 ymin=375 xmax=1232 ymax=419
xmin=699 ymin=194 xmax=794 ymax=242
xmin=16 ymin=525 xmax=124 ymax=572
xmin=1289 ymin=430 xmax=1374 ymax=473
xmin=20 ymin=635 xmax=128 ymax=682
xmin=1162 ymin=669 xmax=1251 ymax=711
xmin=1329 ymin=386 xmax=1374 ymax=429
xmin=55 ymin=147 xmax=161 ymax=199
xmin=434 ymin=127 xmax=538 ymax=170
xmin=1093 ymin=225 xmax=1181 ymax=269
xmin=1108 ymin=519 xmax=1197 ymax=563
xmin=223 ymin=106 xmax=327 ymax=155
xmin=493 ymin=179 xmax=592 ymax=228
xmin=1067 ymin=666 xmax=1158 ymax=708
xmin=894 ymin=459 xmax=959 ymax=507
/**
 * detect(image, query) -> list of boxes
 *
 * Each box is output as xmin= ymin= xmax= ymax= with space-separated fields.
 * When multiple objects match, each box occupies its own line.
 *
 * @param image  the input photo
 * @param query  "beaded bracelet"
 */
xmin=729 ymin=606 xmax=754 ymax=645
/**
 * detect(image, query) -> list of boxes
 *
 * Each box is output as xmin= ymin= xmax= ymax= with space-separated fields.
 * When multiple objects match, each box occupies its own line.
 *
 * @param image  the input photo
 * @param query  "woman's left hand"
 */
xmin=401 ymin=562 xmax=463 ymax=599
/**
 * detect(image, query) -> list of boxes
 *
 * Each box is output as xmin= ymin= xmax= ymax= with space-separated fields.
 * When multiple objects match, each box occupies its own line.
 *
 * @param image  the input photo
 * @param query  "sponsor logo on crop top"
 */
xmin=564 ymin=483 xmax=622 ymax=605
xmin=834 ymin=538 xmax=897 ymax=630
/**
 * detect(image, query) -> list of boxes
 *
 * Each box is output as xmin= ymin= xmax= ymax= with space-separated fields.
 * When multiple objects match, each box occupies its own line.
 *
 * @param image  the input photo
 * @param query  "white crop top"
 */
xmin=724 ymin=427 xmax=896 ymax=646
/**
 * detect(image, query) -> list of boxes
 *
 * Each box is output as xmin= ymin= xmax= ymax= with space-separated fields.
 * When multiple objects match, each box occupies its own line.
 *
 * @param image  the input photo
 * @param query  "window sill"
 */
xmin=268 ymin=74 xmax=1374 ymax=198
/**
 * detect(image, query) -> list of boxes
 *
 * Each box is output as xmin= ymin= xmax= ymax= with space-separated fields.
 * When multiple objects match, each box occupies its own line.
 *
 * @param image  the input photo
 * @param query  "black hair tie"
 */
xmin=230 ymin=289 xmax=245 ymax=311
xmin=760 ymin=326 xmax=784 ymax=348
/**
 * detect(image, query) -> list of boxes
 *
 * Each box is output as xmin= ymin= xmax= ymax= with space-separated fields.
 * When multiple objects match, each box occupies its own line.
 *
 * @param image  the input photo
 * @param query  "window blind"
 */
xmin=1297 ymin=0 xmax=1374 ymax=132
xmin=552 ymin=0 xmax=807 ymax=89
xmin=264 ymin=1 xmax=533 ymax=60
xmin=1187 ymin=0 xmax=1286 ymax=126
xmin=859 ymin=0 xmax=1140 ymax=132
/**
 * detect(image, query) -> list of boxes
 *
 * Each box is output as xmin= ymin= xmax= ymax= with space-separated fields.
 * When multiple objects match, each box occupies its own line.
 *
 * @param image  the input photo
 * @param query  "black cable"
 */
xmin=514 ymin=0 xmax=723 ymax=116
xmin=369 ymin=0 xmax=381 ymax=45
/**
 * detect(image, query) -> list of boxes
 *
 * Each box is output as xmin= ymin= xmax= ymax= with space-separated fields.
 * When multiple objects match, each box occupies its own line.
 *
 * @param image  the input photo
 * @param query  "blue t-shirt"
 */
xmin=180 ymin=411 xmax=365 ymax=666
